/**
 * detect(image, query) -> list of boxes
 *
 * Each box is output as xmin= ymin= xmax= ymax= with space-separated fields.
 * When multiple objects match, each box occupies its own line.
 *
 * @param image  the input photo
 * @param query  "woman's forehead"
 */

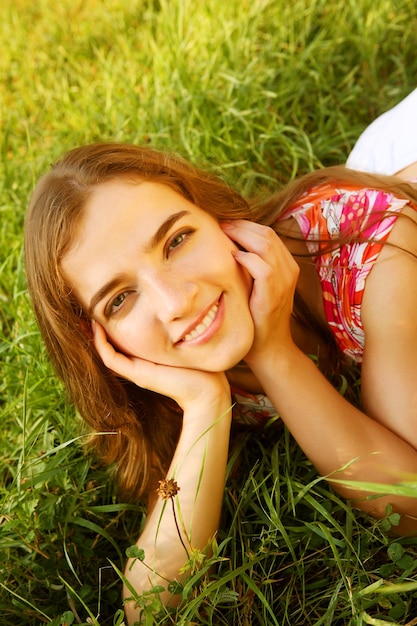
xmin=61 ymin=180 xmax=206 ymax=281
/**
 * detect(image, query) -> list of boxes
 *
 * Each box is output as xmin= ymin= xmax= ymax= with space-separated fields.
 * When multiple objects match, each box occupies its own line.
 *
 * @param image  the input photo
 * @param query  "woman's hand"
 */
xmin=92 ymin=320 xmax=230 ymax=411
xmin=221 ymin=220 xmax=300 ymax=368
xmin=223 ymin=220 xmax=417 ymax=537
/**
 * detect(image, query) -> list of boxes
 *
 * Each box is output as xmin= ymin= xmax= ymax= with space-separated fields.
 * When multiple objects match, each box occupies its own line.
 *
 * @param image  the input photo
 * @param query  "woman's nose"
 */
xmin=149 ymin=275 xmax=198 ymax=323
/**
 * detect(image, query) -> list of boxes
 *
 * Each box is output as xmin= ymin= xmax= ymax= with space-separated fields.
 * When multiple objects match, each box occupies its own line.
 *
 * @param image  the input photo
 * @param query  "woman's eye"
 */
xmin=168 ymin=232 xmax=187 ymax=251
xmin=109 ymin=292 xmax=127 ymax=315
xmin=166 ymin=229 xmax=195 ymax=256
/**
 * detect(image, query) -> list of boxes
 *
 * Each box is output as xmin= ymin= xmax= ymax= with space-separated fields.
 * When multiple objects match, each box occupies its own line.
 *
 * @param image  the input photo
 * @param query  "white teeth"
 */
xmin=183 ymin=304 xmax=218 ymax=342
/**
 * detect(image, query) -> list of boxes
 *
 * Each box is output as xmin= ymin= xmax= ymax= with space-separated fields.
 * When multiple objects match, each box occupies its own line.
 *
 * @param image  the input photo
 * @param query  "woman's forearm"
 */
xmin=123 ymin=390 xmax=232 ymax=620
xmin=250 ymin=345 xmax=417 ymax=531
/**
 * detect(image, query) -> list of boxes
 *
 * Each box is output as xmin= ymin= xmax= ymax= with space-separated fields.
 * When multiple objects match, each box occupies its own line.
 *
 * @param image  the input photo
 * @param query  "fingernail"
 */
xmin=220 ymin=220 xmax=234 ymax=229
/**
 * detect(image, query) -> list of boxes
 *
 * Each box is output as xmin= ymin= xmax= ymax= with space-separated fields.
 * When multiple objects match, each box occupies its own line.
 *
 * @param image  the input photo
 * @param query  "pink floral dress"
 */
xmin=232 ymin=183 xmax=415 ymax=424
xmin=283 ymin=183 xmax=412 ymax=362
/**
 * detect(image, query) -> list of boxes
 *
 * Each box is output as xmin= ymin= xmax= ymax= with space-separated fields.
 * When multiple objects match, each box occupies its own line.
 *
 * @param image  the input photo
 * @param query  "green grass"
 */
xmin=1 ymin=0 xmax=417 ymax=623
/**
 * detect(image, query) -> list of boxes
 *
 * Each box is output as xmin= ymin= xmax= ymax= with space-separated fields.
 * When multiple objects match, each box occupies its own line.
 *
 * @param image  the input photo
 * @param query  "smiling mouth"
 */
xmin=180 ymin=301 xmax=220 ymax=343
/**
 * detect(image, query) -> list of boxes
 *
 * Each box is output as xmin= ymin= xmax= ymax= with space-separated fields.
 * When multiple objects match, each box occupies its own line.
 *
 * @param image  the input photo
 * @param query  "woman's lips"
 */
xmin=177 ymin=294 xmax=224 ymax=345
xmin=182 ymin=302 xmax=219 ymax=341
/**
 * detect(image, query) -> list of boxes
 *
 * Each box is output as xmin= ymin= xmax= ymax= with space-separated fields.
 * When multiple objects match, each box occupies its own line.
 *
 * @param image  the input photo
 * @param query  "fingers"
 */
xmin=233 ymin=248 xmax=274 ymax=283
xmin=91 ymin=321 xmax=230 ymax=408
xmin=221 ymin=219 xmax=288 ymax=257
xmin=92 ymin=320 xmax=130 ymax=377
xmin=92 ymin=320 xmax=155 ymax=385
xmin=221 ymin=221 xmax=299 ymax=335
xmin=222 ymin=219 xmax=299 ymax=282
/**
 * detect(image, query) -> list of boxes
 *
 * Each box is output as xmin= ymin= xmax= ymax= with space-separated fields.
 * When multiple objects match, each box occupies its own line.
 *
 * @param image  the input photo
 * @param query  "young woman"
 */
xmin=25 ymin=91 xmax=417 ymax=622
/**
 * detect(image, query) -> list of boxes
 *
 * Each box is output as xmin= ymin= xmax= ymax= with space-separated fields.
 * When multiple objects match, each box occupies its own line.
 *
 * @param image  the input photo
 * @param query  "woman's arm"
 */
xmin=92 ymin=323 xmax=232 ymax=623
xmin=123 ymin=389 xmax=232 ymax=622
xmin=222 ymin=219 xmax=417 ymax=535
xmin=250 ymin=344 xmax=417 ymax=533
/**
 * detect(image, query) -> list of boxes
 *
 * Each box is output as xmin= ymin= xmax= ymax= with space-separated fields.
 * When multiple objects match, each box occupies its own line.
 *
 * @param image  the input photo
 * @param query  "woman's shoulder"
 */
xmin=383 ymin=203 xmax=417 ymax=257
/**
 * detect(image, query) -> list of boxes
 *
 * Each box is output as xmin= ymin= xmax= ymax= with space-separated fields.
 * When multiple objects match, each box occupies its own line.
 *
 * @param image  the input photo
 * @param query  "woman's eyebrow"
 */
xmin=87 ymin=210 xmax=191 ymax=317
xmin=87 ymin=275 xmax=126 ymax=318
xmin=148 ymin=210 xmax=190 ymax=250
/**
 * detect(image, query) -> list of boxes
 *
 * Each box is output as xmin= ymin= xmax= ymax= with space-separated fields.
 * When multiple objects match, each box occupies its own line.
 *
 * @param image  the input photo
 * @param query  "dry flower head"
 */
xmin=156 ymin=478 xmax=180 ymax=500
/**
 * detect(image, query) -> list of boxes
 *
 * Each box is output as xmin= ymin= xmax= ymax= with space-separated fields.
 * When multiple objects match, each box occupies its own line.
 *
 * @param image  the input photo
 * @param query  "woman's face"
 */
xmin=62 ymin=178 xmax=255 ymax=372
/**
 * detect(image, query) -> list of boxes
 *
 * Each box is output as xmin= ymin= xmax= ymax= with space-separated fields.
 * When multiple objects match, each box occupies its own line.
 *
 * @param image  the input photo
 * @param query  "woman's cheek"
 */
xmin=104 ymin=322 xmax=141 ymax=358
xmin=239 ymin=262 xmax=254 ymax=297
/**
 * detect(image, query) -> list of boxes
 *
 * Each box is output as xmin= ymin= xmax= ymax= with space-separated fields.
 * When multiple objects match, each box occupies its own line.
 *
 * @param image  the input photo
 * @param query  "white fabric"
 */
xmin=346 ymin=88 xmax=417 ymax=175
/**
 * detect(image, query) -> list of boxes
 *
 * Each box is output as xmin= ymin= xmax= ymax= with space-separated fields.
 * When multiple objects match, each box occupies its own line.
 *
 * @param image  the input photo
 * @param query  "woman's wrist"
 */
xmin=181 ymin=377 xmax=232 ymax=425
xmin=182 ymin=392 xmax=232 ymax=424
xmin=246 ymin=337 xmax=303 ymax=383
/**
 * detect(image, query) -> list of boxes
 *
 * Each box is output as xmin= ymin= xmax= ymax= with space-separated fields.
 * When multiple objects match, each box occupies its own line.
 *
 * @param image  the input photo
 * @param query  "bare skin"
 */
xmin=396 ymin=161 xmax=417 ymax=181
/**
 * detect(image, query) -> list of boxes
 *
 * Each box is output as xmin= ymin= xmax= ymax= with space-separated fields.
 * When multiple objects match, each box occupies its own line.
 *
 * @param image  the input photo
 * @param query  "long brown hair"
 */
xmin=25 ymin=143 xmax=417 ymax=501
